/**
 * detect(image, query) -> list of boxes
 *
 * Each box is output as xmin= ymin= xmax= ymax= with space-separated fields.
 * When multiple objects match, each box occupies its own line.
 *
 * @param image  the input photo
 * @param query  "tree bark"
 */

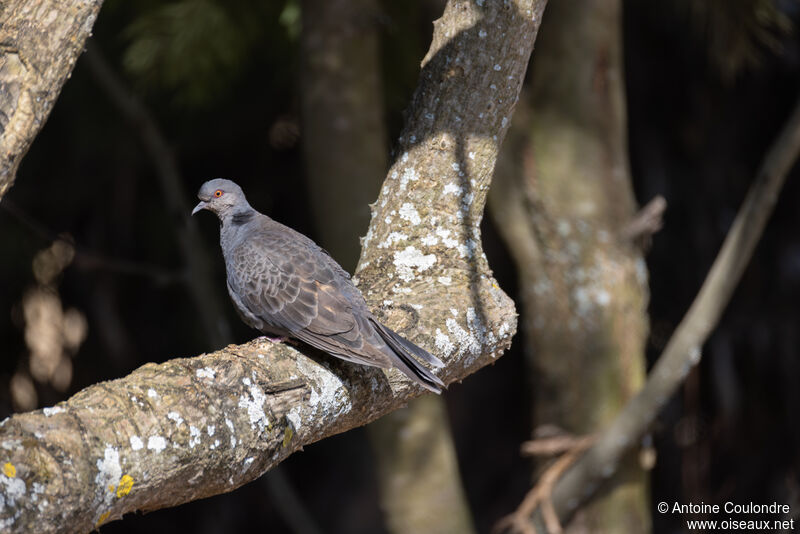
xmin=544 ymin=88 xmax=800 ymax=530
xmin=0 ymin=1 xmax=546 ymax=532
xmin=491 ymin=0 xmax=651 ymax=531
xmin=0 ymin=0 xmax=104 ymax=199
xmin=299 ymin=1 xmax=477 ymax=532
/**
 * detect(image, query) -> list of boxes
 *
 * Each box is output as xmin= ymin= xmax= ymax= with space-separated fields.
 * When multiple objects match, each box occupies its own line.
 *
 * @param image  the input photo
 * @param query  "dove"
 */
xmin=192 ymin=178 xmax=445 ymax=393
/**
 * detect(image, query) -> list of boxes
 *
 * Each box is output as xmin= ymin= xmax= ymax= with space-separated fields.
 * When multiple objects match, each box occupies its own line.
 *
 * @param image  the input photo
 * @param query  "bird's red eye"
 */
xmin=214 ymin=189 xmax=223 ymax=198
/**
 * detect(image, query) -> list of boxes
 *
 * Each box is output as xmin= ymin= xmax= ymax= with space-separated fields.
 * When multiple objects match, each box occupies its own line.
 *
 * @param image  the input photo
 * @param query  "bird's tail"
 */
xmin=370 ymin=319 xmax=446 ymax=394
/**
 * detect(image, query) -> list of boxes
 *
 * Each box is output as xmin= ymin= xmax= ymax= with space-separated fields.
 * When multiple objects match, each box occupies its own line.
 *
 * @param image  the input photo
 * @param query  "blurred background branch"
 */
xmin=514 ymin=84 xmax=800 ymax=534
xmin=1 ymin=0 xmax=799 ymax=532
xmin=299 ymin=0 xmax=477 ymax=532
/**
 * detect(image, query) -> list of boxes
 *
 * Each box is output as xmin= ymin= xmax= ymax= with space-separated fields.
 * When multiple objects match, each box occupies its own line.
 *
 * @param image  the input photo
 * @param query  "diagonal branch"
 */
xmin=0 ymin=1 xmax=547 ymax=532
xmin=0 ymin=0 xmax=105 ymax=199
xmin=519 ymin=93 xmax=800 ymax=529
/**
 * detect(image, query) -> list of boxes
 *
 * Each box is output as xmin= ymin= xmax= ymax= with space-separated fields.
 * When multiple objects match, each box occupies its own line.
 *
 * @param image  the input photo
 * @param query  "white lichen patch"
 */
xmin=129 ymin=436 xmax=144 ymax=451
xmin=238 ymin=378 xmax=269 ymax=431
xmin=286 ymin=407 xmax=302 ymax=433
xmin=436 ymin=228 xmax=459 ymax=249
xmin=196 ymin=367 xmax=216 ymax=380
xmin=206 ymin=425 xmax=215 ymax=437
xmin=457 ymin=239 xmax=478 ymax=259
xmin=242 ymin=457 xmax=255 ymax=473
xmin=420 ymin=235 xmax=439 ymax=247
xmin=435 ymin=329 xmax=455 ymax=356
xmin=189 ymin=426 xmax=201 ymax=448
xmin=378 ymin=231 xmax=408 ymax=249
xmin=443 ymin=307 xmax=494 ymax=365
xmin=498 ymin=322 xmax=511 ymax=339
xmin=446 ymin=318 xmax=481 ymax=356
xmin=167 ymin=411 xmax=184 ymax=426
xmin=443 ymin=183 xmax=460 ymax=196
xmin=437 ymin=276 xmax=452 ymax=286
xmin=94 ymin=445 xmax=121 ymax=507
xmin=293 ymin=357 xmax=351 ymax=420
xmin=225 ymin=419 xmax=237 ymax=448
xmin=398 ymin=203 xmax=421 ymax=225
xmin=393 ymin=247 xmax=437 ymax=282
xmin=1 ymin=468 xmax=27 ymax=524
xmin=399 ymin=166 xmax=418 ymax=191
xmin=147 ymin=436 xmax=167 ymax=453
xmin=147 ymin=388 xmax=159 ymax=399
xmin=42 ymin=405 xmax=65 ymax=417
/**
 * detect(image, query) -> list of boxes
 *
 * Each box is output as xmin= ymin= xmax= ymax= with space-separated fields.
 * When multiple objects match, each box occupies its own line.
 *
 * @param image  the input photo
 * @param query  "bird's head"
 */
xmin=192 ymin=178 xmax=250 ymax=219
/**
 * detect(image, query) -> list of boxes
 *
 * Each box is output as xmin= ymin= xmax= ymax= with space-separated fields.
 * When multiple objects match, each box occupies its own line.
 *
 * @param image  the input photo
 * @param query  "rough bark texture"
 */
xmin=546 ymin=89 xmax=800 ymax=529
xmin=0 ymin=0 xmax=104 ymax=199
xmin=299 ymin=1 xmax=477 ymax=532
xmin=491 ymin=0 xmax=651 ymax=530
xmin=0 ymin=1 xmax=546 ymax=532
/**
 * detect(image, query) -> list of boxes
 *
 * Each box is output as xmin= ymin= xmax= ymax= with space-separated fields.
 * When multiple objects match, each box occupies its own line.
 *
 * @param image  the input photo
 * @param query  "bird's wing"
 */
xmin=227 ymin=232 xmax=393 ymax=368
xmin=226 ymin=236 xmax=355 ymax=336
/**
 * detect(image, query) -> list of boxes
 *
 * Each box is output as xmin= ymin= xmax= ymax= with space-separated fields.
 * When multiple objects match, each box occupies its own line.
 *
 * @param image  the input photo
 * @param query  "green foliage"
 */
xmin=122 ymin=0 xmax=248 ymax=106
xmin=683 ymin=0 xmax=792 ymax=81
xmin=279 ymin=0 xmax=301 ymax=42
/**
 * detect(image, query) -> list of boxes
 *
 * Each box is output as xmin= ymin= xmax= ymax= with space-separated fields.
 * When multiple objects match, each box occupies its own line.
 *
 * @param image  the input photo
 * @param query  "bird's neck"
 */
xmin=219 ymin=205 xmax=257 ymax=242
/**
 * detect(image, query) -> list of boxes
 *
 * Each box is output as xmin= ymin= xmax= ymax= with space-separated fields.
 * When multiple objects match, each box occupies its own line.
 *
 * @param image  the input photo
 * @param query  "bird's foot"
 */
xmin=257 ymin=335 xmax=289 ymax=344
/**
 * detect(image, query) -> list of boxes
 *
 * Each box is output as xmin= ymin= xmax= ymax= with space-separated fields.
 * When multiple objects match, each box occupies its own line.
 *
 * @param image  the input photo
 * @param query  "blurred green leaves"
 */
xmin=684 ymin=0 xmax=792 ymax=80
xmin=121 ymin=0 xmax=297 ymax=107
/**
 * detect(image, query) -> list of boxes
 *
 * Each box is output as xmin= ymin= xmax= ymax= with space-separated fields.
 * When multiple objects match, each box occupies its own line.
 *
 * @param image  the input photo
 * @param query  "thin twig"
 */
xmin=495 ymin=436 xmax=596 ymax=534
xmin=527 ymin=95 xmax=800 ymax=527
xmin=1 ymin=199 xmax=180 ymax=284
xmin=619 ymin=195 xmax=667 ymax=244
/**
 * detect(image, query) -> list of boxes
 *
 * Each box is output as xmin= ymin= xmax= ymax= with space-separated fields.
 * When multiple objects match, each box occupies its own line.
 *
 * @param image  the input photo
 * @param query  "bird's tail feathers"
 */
xmin=371 ymin=320 xmax=446 ymax=394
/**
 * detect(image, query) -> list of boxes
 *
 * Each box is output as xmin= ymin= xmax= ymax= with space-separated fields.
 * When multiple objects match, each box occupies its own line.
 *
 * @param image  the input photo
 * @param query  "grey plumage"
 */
xmin=192 ymin=178 xmax=445 ymax=393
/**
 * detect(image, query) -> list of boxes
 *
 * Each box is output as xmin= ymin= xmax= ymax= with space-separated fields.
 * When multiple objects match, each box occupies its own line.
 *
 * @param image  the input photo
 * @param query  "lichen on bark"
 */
xmin=0 ymin=1 xmax=547 ymax=532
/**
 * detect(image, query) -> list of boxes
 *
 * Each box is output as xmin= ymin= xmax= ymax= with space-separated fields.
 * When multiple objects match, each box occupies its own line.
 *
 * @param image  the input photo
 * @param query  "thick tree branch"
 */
xmin=0 ymin=0 xmax=104 ymax=199
xmin=532 ymin=93 xmax=800 ymax=527
xmin=0 ymin=1 xmax=546 ymax=532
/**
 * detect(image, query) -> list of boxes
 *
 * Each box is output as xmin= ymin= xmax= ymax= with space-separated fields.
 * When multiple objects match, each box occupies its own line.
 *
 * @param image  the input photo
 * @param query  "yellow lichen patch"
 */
xmin=108 ymin=483 xmax=115 ymax=493
xmin=96 ymin=511 xmax=111 ymax=527
xmin=282 ymin=426 xmax=293 ymax=448
xmin=3 ymin=462 xmax=16 ymax=478
xmin=116 ymin=474 xmax=134 ymax=498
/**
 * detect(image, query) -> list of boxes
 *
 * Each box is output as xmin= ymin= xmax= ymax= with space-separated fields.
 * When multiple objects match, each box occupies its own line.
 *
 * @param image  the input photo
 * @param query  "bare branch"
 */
xmin=0 ymin=0 xmax=104 ymax=199
xmin=537 ymin=94 xmax=800 ymax=526
xmin=0 ymin=1 xmax=546 ymax=532
xmin=619 ymin=195 xmax=667 ymax=244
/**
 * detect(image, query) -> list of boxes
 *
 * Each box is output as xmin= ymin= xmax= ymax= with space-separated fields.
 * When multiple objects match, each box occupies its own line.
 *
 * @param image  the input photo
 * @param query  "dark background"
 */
xmin=1 ymin=0 xmax=798 ymax=532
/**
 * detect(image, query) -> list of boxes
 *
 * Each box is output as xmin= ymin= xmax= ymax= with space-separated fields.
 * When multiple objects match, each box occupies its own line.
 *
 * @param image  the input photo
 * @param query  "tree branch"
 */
xmin=0 ymin=0 xmax=104 ymax=199
xmin=533 ymin=92 xmax=800 ymax=528
xmin=0 ymin=1 xmax=546 ymax=532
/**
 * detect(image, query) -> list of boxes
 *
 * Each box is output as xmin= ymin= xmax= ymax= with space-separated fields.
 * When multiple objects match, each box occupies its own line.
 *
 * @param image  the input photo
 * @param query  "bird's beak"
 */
xmin=191 ymin=201 xmax=207 ymax=216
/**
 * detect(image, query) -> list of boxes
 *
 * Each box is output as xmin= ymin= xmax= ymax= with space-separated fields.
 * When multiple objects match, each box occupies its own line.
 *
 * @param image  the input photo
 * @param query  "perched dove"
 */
xmin=192 ymin=178 xmax=445 ymax=393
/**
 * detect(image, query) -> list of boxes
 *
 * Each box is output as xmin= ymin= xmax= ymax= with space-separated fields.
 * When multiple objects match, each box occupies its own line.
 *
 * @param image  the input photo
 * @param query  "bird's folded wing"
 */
xmin=227 ymin=239 xmax=357 ymax=336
